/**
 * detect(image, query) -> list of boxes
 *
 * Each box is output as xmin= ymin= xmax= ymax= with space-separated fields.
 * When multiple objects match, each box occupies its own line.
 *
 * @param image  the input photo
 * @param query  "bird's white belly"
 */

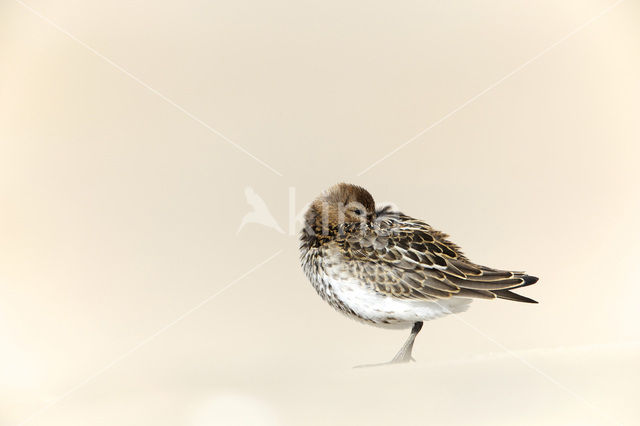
xmin=329 ymin=276 xmax=472 ymax=329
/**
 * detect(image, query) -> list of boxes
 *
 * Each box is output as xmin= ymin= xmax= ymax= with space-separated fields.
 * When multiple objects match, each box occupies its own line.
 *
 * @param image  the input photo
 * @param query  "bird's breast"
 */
xmin=300 ymin=243 xmax=471 ymax=328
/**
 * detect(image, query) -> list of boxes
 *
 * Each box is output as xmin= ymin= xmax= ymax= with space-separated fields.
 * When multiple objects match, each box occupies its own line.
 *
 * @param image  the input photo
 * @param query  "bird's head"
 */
xmin=304 ymin=183 xmax=376 ymax=234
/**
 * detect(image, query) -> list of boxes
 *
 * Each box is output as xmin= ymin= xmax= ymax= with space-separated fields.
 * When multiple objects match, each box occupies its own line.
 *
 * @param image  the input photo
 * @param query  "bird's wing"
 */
xmin=340 ymin=210 xmax=538 ymax=303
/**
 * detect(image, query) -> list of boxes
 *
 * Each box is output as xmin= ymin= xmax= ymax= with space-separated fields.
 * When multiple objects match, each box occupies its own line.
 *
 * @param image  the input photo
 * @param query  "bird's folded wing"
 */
xmin=342 ymin=217 xmax=537 ymax=302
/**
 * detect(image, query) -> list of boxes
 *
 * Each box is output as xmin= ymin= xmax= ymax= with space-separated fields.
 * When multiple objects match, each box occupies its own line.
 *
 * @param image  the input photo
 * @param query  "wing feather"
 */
xmin=339 ymin=209 xmax=538 ymax=303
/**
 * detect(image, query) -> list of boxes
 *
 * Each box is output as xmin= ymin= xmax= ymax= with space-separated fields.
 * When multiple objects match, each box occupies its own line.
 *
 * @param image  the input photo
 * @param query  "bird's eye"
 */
xmin=353 ymin=209 xmax=362 ymax=215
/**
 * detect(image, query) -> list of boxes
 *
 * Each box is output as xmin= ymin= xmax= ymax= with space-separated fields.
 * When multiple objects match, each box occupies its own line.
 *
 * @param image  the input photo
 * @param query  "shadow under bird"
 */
xmin=299 ymin=183 xmax=539 ymax=367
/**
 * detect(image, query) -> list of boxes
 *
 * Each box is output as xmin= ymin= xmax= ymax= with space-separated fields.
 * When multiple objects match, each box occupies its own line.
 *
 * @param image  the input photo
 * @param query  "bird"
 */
xmin=299 ymin=183 xmax=538 ymax=366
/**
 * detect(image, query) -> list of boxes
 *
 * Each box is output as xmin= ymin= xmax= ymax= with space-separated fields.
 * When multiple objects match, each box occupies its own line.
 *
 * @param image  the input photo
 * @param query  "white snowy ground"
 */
xmin=2 ymin=342 xmax=638 ymax=426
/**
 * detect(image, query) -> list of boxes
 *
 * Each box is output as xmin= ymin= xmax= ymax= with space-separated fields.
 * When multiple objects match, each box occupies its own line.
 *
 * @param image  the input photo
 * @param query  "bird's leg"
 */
xmin=390 ymin=321 xmax=423 ymax=363
xmin=354 ymin=321 xmax=423 ymax=368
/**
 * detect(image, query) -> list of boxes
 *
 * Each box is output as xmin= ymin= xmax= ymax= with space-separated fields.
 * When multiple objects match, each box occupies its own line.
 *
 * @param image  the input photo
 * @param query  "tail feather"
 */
xmin=493 ymin=288 xmax=538 ymax=304
xmin=492 ymin=275 xmax=539 ymax=303
xmin=455 ymin=274 xmax=539 ymax=303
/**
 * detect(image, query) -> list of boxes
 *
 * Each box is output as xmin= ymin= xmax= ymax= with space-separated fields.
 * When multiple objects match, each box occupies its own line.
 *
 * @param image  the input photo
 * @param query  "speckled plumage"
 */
xmin=299 ymin=183 xmax=539 ymax=364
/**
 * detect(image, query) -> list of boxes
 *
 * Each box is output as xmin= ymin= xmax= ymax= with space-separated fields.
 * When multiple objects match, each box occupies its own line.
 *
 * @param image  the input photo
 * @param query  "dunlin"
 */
xmin=299 ymin=183 xmax=538 ymax=366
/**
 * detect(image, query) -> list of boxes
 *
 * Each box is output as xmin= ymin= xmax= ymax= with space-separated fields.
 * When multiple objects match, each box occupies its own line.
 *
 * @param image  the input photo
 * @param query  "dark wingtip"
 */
xmin=505 ymin=274 xmax=539 ymax=291
xmin=493 ymin=289 xmax=538 ymax=304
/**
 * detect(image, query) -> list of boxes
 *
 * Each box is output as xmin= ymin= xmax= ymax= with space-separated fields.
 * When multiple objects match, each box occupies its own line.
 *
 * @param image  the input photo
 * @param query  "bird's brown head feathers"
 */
xmin=304 ymin=183 xmax=376 ymax=234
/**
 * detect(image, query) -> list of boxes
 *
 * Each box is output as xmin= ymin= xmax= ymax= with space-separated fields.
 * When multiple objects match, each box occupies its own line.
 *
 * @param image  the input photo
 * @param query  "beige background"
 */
xmin=1 ymin=0 xmax=639 ymax=425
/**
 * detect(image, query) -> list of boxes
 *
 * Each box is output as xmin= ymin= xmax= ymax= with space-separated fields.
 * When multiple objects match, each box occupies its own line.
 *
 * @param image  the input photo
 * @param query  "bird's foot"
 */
xmin=353 ymin=354 xmax=416 ymax=369
xmin=391 ymin=351 xmax=415 ymax=364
